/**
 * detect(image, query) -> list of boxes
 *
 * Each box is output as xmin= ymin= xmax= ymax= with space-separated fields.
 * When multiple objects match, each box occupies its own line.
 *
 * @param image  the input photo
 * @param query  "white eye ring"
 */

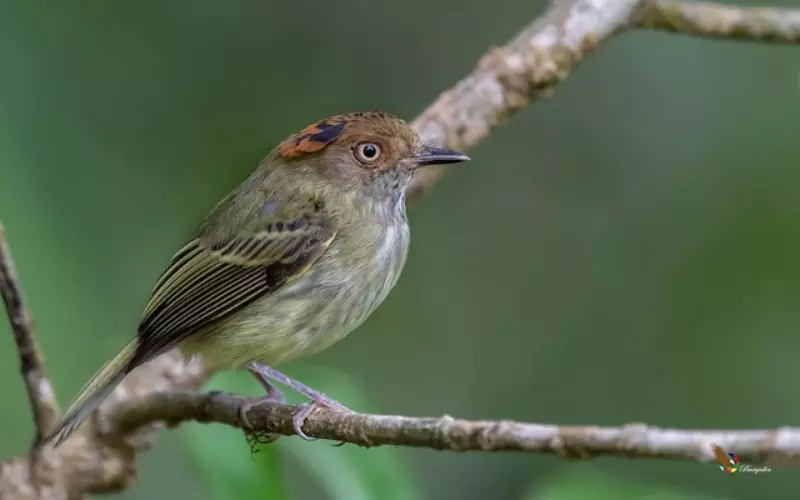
xmin=354 ymin=142 xmax=382 ymax=164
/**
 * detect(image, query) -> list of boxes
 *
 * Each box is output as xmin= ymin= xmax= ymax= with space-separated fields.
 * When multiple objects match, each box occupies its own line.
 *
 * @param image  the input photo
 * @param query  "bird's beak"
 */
xmin=412 ymin=145 xmax=470 ymax=168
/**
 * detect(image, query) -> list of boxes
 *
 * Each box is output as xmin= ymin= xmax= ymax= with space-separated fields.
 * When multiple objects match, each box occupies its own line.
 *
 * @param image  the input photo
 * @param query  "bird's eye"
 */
xmin=354 ymin=142 xmax=382 ymax=164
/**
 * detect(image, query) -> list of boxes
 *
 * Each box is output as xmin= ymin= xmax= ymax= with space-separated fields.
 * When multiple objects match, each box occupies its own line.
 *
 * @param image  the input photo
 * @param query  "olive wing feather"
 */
xmin=131 ymin=211 xmax=335 ymax=366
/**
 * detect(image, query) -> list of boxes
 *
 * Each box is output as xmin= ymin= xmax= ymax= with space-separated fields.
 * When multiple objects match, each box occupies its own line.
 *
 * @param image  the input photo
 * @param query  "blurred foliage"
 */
xmin=2 ymin=0 xmax=800 ymax=499
xmin=524 ymin=468 xmax=730 ymax=500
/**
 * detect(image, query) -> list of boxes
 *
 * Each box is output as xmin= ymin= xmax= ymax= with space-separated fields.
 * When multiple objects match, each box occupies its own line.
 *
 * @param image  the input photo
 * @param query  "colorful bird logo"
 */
xmin=712 ymin=444 xmax=740 ymax=473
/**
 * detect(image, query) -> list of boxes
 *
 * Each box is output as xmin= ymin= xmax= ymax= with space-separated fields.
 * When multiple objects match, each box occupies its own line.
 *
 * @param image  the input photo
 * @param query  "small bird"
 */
xmin=46 ymin=111 xmax=469 ymax=446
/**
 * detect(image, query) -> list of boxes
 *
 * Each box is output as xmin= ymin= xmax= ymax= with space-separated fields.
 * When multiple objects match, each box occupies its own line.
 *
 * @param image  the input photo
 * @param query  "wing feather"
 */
xmin=131 ymin=212 xmax=335 ymax=367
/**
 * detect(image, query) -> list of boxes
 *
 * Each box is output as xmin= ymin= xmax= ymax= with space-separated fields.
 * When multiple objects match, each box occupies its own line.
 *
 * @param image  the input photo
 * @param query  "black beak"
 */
xmin=412 ymin=145 xmax=470 ymax=168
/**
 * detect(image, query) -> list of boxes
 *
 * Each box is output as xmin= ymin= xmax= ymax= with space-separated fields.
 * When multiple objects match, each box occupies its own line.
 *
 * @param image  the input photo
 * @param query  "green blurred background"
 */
xmin=2 ymin=0 xmax=799 ymax=499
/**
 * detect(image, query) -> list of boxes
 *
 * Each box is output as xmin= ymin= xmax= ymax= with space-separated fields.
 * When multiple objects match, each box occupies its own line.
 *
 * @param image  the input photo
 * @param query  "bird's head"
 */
xmin=272 ymin=112 xmax=469 ymax=205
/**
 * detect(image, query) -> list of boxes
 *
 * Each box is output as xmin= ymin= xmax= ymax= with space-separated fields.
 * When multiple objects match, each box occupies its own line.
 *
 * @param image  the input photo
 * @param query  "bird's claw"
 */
xmin=245 ymin=362 xmax=354 ymax=441
xmin=292 ymin=398 xmax=354 ymax=441
xmin=239 ymin=392 xmax=286 ymax=430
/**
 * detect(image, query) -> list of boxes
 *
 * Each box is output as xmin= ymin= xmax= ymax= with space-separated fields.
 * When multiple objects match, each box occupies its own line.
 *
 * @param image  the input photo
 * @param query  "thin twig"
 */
xmin=113 ymin=391 xmax=800 ymax=465
xmin=0 ymin=224 xmax=59 ymax=445
xmin=634 ymin=0 xmax=800 ymax=43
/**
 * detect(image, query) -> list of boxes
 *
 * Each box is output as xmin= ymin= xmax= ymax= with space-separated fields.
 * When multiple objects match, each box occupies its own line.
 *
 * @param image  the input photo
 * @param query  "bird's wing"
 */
xmin=131 ymin=202 xmax=335 ymax=367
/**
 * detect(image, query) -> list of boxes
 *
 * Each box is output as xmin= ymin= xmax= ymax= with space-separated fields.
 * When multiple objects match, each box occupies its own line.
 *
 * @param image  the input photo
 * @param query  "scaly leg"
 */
xmin=239 ymin=364 xmax=287 ymax=429
xmin=245 ymin=361 xmax=352 ymax=440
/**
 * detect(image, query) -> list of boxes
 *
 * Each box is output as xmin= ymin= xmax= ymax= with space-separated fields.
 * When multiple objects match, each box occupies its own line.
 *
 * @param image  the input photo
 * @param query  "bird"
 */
xmin=46 ymin=111 xmax=469 ymax=446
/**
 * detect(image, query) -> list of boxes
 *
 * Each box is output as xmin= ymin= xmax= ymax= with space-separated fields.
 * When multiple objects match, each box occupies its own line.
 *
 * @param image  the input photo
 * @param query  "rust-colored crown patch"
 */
xmin=278 ymin=117 xmax=348 ymax=158
xmin=277 ymin=112 xmax=400 ymax=159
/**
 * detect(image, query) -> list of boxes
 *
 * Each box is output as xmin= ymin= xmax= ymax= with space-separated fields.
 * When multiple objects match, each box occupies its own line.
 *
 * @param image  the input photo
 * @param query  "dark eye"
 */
xmin=354 ymin=142 xmax=382 ymax=164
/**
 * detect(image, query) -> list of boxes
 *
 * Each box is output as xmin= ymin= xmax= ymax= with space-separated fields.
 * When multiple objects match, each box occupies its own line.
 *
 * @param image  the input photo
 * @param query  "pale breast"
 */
xmin=189 ymin=216 xmax=411 ymax=370
xmin=297 ymin=216 xmax=411 ymax=354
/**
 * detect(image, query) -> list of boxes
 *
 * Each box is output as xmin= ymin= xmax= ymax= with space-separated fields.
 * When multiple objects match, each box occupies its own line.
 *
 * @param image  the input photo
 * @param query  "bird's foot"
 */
xmin=238 ymin=392 xmax=287 ymax=430
xmin=291 ymin=394 xmax=353 ymax=441
xmin=240 ymin=395 xmax=286 ymax=447
xmin=239 ymin=364 xmax=288 ymax=445
xmin=240 ymin=364 xmax=287 ymax=429
xmin=245 ymin=361 xmax=353 ymax=441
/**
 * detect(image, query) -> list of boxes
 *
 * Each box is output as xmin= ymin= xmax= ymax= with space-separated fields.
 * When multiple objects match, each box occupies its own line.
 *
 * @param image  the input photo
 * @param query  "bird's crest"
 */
xmin=278 ymin=111 xmax=400 ymax=159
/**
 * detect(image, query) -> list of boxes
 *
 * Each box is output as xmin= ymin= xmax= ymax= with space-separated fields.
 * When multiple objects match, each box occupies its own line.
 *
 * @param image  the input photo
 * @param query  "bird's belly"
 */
xmin=182 ymin=232 xmax=407 ymax=370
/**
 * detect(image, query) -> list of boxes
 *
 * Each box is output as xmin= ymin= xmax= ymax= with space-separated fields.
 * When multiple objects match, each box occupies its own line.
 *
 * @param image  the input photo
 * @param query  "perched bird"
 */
xmin=46 ymin=111 xmax=469 ymax=446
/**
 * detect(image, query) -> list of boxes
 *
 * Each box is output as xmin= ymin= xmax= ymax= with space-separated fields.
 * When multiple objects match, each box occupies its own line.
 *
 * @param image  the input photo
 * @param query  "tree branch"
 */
xmin=408 ymin=0 xmax=644 ymax=197
xmin=0 ymin=224 xmax=60 ymax=446
xmin=634 ymin=0 xmax=800 ymax=43
xmin=0 ymin=224 xmax=64 ymax=499
xmin=112 ymin=391 xmax=800 ymax=465
xmin=407 ymin=0 xmax=800 ymax=198
xmin=3 ymin=0 xmax=800 ymax=497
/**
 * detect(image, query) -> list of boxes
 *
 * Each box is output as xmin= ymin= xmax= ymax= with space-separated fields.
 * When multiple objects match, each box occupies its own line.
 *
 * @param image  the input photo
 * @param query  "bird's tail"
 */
xmin=47 ymin=338 xmax=138 ymax=446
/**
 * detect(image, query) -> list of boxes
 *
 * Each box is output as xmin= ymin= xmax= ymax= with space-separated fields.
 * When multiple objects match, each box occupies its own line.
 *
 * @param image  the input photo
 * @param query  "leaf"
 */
xmin=182 ymin=371 xmax=289 ymax=500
